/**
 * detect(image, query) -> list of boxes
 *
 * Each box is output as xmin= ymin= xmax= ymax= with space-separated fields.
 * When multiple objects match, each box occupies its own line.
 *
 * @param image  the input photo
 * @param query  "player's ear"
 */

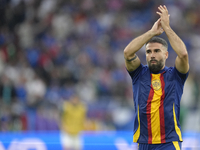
xmin=165 ymin=51 xmax=168 ymax=59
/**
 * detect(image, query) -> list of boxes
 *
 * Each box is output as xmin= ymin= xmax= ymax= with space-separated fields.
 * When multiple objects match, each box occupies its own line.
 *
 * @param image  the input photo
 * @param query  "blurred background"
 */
xmin=0 ymin=0 xmax=199 ymax=149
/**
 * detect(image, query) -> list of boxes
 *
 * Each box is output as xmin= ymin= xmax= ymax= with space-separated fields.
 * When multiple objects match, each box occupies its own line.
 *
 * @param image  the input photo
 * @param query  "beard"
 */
xmin=147 ymin=59 xmax=164 ymax=73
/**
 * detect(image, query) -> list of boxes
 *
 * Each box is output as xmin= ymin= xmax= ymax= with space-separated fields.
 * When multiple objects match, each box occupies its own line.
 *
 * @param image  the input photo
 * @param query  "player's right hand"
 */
xmin=150 ymin=18 xmax=164 ymax=36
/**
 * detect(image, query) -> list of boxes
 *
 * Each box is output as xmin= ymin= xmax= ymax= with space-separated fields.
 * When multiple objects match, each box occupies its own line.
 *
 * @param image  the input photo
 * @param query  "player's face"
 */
xmin=146 ymin=42 xmax=168 ymax=73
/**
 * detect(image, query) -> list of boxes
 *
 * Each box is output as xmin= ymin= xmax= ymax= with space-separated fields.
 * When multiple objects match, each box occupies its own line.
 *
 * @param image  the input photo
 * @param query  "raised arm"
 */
xmin=124 ymin=18 xmax=164 ymax=72
xmin=157 ymin=5 xmax=189 ymax=74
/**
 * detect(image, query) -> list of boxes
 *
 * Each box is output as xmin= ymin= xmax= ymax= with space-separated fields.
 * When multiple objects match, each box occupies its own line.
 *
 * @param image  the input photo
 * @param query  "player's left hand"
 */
xmin=156 ymin=5 xmax=170 ymax=29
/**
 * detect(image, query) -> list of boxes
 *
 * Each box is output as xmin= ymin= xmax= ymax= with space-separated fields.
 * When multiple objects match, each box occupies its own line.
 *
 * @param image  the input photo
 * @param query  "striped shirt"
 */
xmin=128 ymin=64 xmax=188 ymax=144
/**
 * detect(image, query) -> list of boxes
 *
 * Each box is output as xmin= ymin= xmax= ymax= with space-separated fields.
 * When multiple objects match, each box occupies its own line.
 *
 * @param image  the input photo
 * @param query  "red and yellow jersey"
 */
xmin=127 ymin=64 xmax=188 ymax=144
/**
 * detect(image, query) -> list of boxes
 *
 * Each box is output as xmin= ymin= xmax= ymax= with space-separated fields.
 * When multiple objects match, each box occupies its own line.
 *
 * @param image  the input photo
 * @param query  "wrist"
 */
xmin=162 ymin=25 xmax=171 ymax=31
xmin=148 ymin=29 xmax=157 ymax=37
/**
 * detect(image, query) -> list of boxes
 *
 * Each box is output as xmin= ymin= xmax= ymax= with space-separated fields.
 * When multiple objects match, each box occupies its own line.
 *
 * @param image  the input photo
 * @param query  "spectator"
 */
xmin=60 ymin=95 xmax=87 ymax=150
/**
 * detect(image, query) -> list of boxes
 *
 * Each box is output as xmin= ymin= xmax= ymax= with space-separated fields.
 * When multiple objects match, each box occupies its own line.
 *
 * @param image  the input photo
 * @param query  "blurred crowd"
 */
xmin=0 ymin=0 xmax=199 ymax=132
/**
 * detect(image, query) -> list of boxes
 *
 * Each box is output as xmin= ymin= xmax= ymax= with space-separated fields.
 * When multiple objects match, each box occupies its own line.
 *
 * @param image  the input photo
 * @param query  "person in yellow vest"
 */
xmin=60 ymin=94 xmax=87 ymax=150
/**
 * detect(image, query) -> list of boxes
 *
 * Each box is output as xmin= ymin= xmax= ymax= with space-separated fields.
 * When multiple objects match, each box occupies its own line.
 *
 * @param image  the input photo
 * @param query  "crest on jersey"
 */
xmin=152 ymin=79 xmax=161 ymax=91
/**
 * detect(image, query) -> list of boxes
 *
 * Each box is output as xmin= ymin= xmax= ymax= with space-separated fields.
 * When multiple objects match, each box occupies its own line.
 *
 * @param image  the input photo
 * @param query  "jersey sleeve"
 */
xmin=174 ymin=67 xmax=189 ymax=85
xmin=127 ymin=64 xmax=143 ymax=84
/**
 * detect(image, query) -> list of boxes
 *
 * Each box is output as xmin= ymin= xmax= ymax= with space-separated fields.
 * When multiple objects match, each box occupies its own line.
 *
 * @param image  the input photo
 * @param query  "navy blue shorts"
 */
xmin=138 ymin=141 xmax=182 ymax=150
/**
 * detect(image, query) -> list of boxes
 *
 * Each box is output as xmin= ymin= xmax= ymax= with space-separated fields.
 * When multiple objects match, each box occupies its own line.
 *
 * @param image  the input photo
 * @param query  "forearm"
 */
xmin=124 ymin=30 xmax=155 ymax=59
xmin=164 ymin=27 xmax=188 ymax=58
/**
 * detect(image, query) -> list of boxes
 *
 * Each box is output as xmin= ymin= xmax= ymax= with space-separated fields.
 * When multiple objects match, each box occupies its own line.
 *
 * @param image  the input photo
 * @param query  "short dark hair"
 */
xmin=145 ymin=37 xmax=168 ymax=49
